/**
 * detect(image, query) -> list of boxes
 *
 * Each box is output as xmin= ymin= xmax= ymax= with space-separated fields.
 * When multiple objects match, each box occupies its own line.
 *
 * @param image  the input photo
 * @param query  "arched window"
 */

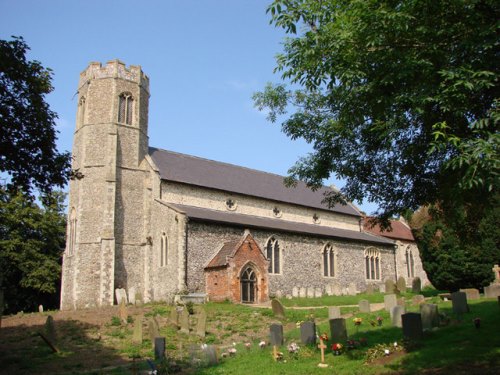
xmin=68 ymin=208 xmax=77 ymax=255
xmin=323 ymin=243 xmax=337 ymax=277
xmin=364 ymin=248 xmax=380 ymax=280
xmin=266 ymin=237 xmax=281 ymax=274
xmin=160 ymin=233 xmax=168 ymax=267
xmin=406 ymin=248 xmax=415 ymax=278
xmin=118 ymin=93 xmax=133 ymax=125
xmin=78 ymin=96 xmax=86 ymax=128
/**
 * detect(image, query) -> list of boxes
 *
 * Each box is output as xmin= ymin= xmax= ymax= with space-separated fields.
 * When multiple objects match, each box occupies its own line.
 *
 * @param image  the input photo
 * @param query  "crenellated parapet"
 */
xmin=79 ymin=59 xmax=149 ymax=93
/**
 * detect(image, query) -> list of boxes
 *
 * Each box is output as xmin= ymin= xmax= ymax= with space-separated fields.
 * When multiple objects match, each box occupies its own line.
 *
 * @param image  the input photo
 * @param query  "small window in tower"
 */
xmin=118 ymin=93 xmax=133 ymax=125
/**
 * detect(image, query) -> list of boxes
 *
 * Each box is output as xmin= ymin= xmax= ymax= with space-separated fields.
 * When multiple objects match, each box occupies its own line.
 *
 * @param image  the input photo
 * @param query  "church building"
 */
xmin=60 ymin=60 xmax=428 ymax=310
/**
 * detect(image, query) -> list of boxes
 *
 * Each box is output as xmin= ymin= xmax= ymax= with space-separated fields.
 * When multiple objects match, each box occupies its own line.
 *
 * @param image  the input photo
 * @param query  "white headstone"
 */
xmin=314 ymin=287 xmax=323 ymax=298
xmin=307 ymin=287 xmax=315 ymax=298
xmin=292 ymin=286 xmax=299 ymax=298
xmin=115 ymin=288 xmax=128 ymax=305
xmin=325 ymin=285 xmax=333 ymax=296
xmin=128 ymin=287 xmax=136 ymax=305
xmin=299 ymin=287 xmax=307 ymax=298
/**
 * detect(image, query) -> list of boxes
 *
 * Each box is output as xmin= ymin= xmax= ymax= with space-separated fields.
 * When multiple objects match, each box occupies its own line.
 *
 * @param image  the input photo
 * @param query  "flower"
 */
xmin=331 ymin=343 xmax=343 ymax=351
xmin=320 ymin=333 xmax=329 ymax=341
xmin=384 ymin=349 xmax=390 ymax=356
xmin=245 ymin=342 xmax=251 ymax=350
xmin=377 ymin=316 xmax=383 ymax=321
xmin=287 ymin=342 xmax=300 ymax=353
xmin=259 ymin=340 xmax=266 ymax=348
xmin=353 ymin=317 xmax=363 ymax=326
xmin=228 ymin=348 xmax=237 ymax=356
xmin=393 ymin=341 xmax=398 ymax=347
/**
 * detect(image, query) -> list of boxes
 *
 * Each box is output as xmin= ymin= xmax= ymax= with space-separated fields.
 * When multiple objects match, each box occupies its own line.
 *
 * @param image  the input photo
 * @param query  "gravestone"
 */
xmin=412 ymin=295 xmax=425 ymax=305
xmin=271 ymin=299 xmax=285 ymax=318
xmin=299 ymin=287 xmax=307 ymax=298
xmin=269 ymin=323 xmax=284 ymax=346
xmin=300 ymin=321 xmax=316 ymax=345
xmin=325 ymin=285 xmax=333 ymax=296
xmin=412 ymin=277 xmax=422 ymax=293
xmin=45 ymin=315 xmax=57 ymax=343
xmin=39 ymin=305 xmax=44 ymax=313
xmin=196 ymin=309 xmax=207 ymax=338
xmin=328 ymin=306 xmax=341 ymax=320
xmin=384 ymin=294 xmax=397 ymax=312
xmin=307 ymin=287 xmax=315 ymax=298
xmin=366 ymin=284 xmax=374 ymax=295
xmin=119 ymin=298 xmax=128 ymax=324
xmin=397 ymin=276 xmax=407 ymax=293
xmin=292 ymin=286 xmax=299 ymax=298
xmin=390 ymin=305 xmax=405 ymax=327
xmin=128 ymin=287 xmax=136 ymax=305
xmin=451 ymin=291 xmax=469 ymax=314
xmin=115 ymin=288 xmax=128 ymax=305
xmin=420 ymin=304 xmax=439 ymax=329
xmin=169 ymin=307 xmax=179 ymax=327
xmin=132 ymin=315 xmax=143 ymax=344
xmin=484 ymin=284 xmax=500 ymax=298
xmin=154 ymin=337 xmax=166 ymax=360
xmin=148 ymin=318 xmax=160 ymax=345
xmin=385 ymin=279 xmax=395 ymax=294
xmin=203 ymin=345 xmax=218 ymax=366
xmin=379 ymin=283 xmax=386 ymax=293
xmin=180 ymin=308 xmax=190 ymax=333
xmin=348 ymin=282 xmax=357 ymax=295
xmin=329 ymin=318 xmax=347 ymax=341
xmin=459 ymin=288 xmax=480 ymax=300
xmin=358 ymin=299 xmax=371 ymax=313
xmin=275 ymin=290 xmax=283 ymax=299
xmin=135 ymin=292 xmax=143 ymax=306
xmin=332 ymin=284 xmax=342 ymax=296
xmin=314 ymin=287 xmax=323 ymax=298
xmin=402 ymin=313 xmax=423 ymax=340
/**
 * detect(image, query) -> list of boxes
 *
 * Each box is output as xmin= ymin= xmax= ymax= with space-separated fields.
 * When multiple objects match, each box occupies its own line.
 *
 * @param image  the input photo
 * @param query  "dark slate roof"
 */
xmin=363 ymin=218 xmax=415 ymax=241
xmin=171 ymin=204 xmax=394 ymax=246
xmin=149 ymin=147 xmax=361 ymax=217
xmin=206 ymin=241 xmax=240 ymax=269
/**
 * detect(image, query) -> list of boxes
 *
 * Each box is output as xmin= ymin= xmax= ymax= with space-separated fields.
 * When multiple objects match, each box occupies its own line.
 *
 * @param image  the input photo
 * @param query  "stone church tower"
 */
xmin=60 ymin=60 xmax=151 ymax=310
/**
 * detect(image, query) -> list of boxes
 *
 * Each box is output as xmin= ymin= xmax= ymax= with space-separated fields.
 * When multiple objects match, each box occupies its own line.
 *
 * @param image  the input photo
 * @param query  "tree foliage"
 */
xmin=254 ymin=0 xmax=499 ymax=220
xmin=0 ymin=36 xmax=71 ymax=197
xmin=0 ymin=188 xmax=66 ymax=313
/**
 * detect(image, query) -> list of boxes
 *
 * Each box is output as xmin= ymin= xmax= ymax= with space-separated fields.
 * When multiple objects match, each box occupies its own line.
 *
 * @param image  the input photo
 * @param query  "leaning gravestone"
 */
xmin=384 ymin=294 xmax=397 ymax=312
xmin=420 ymin=304 xmax=439 ymax=329
xmin=329 ymin=318 xmax=347 ymax=342
xmin=412 ymin=295 xmax=425 ymax=306
xmin=460 ymin=288 xmax=480 ymax=300
xmin=271 ymin=299 xmax=285 ymax=318
xmin=328 ymin=306 xmax=341 ymax=320
xmin=484 ymin=284 xmax=500 ymax=298
xmin=45 ymin=315 xmax=57 ymax=343
xmin=390 ymin=305 xmax=405 ymax=328
xmin=269 ymin=323 xmax=284 ymax=346
xmin=115 ymin=288 xmax=128 ymax=305
xmin=128 ymin=287 xmax=136 ymax=305
xmin=359 ymin=299 xmax=371 ymax=313
xmin=169 ymin=307 xmax=179 ymax=327
xmin=180 ymin=308 xmax=190 ymax=334
xmin=397 ymin=276 xmax=407 ymax=293
xmin=451 ymin=291 xmax=469 ymax=314
xmin=196 ymin=309 xmax=207 ymax=338
xmin=300 ymin=321 xmax=316 ymax=345
xmin=412 ymin=277 xmax=422 ymax=293
xmin=148 ymin=318 xmax=160 ymax=346
xmin=132 ymin=315 xmax=143 ymax=344
xmin=154 ymin=337 xmax=166 ymax=360
xmin=385 ymin=279 xmax=395 ymax=294
xmin=402 ymin=313 xmax=423 ymax=340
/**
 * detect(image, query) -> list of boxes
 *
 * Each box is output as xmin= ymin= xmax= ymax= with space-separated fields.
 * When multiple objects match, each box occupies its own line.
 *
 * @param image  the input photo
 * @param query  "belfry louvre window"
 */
xmin=118 ymin=93 xmax=133 ymax=125
xmin=364 ymin=248 xmax=380 ymax=280
xmin=323 ymin=243 xmax=336 ymax=277
xmin=266 ymin=237 xmax=281 ymax=274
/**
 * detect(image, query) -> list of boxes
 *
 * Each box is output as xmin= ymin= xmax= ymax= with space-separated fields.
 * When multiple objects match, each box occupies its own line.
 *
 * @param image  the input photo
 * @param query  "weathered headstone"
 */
xmin=390 ymin=305 xmax=405 ymax=327
xmin=379 ymin=283 xmax=386 ymax=293
xmin=128 ymin=287 xmax=136 ymax=305
xmin=119 ymin=298 xmax=128 ymax=324
xmin=204 ymin=345 xmax=218 ymax=366
xmin=300 ymin=321 xmax=316 ymax=345
xmin=328 ymin=306 xmax=341 ymax=320
xmin=459 ymin=288 xmax=480 ymax=300
xmin=132 ymin=315 xmax=143 ymax=344
xmin=154 ymin=337 xmax=166 ymax=360
xmin=148 ymin=318 xmax=160 ymax=345
xmin=332 ymin=284 xmax=342 ymax=296
xmin=269 ymin=323 xmax=284 ymax=346
xmin=358 ymin=299 xmax=371 ymax=313
xmin=38 ymin=305 xmax=44 ymax=313
xmin=135 ymin=292 xmax=143 ymax=306
xmin=115 ymin=288 xmax=128 ymax=305
xmin=307 ymin=287 xmax=315 ymax=298
xmin=412 ymin=277 xmax=422 ymax=293
xmin=484 ymin=284 xmax=500 ymax=298
xmin=397 ymin=276 xmax=407 ymax=293
xmin=314 ymin=287 xmax=323 ymax=298
xmin=292 ymin=286 xmax=299 ymax=298
xmin=271 ymin=299 xmax=285 ymax=318
xmin=45 ymin=315 xmax=57 ymax=343
xmin=420 ymin=304 xmax=439 ymax=330
xmin=402 ymin=313 xmax=423 ymax=340
xmin=299 ymin=287 xmax=307 ymax=298
xmin=169 ymin=307 xmax=179 ymax=327
xmin=329 ymin=318 xmax=347 ymax=342
xmin=196 ymin=309 xmax=207 ymax=338
xmin=451 ymin=291 xmax=469 ymax=314
xmin=412 ymin=295 xmax=425 ymax=305
xmin=179 ymin=308 xmax=190 ymax=333
xmin=348 ymin=282 xmax=357 ymax=295
xmin=366 ymin=284 xmax=374 ymax=295
xmin=385 ymin=279 xmax=395 ymax=294
xmin=325 ymin=285 xmax=333 ymax=296
xmin=384 ymin=294 xmax=397 ymax=312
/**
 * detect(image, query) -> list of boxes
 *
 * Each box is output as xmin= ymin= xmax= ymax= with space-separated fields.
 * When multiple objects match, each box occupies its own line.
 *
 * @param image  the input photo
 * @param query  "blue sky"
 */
xmin=1 ymin=0 xmax=378 ymax=214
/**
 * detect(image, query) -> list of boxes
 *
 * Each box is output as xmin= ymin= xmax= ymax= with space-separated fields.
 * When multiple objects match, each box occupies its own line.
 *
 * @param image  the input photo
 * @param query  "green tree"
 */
xmin=0 ymin=36 xmax=71 ymax=197
xmin=0 ymin=188 xmax=66 ymax=313
xmin=254 ymin=0 xmax=499 ymax=221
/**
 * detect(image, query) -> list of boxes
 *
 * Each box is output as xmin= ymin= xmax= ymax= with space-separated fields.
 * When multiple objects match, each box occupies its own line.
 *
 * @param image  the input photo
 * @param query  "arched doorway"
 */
xmin=240 ymin=266 xmax=256 ymax=303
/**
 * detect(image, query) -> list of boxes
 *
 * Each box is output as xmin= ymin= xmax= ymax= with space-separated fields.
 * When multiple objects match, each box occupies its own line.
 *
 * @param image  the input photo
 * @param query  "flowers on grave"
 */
xmin=377 ymin=316 xmax=383 ymax=326
xmin=384 ymin=349 xmax=390 ymax=356
xmin=473 ymin=317 xmax=481 ymax=329
xmin=245 ymin=342 xmax=251 ymax=350
xmin=331 ymin=343 xmax=343 ymax=355
xmin=393 ymin=341 xmax=398 ymax=347
xmin=353 ymin=317 xmax=363 ymax=326
xmin=319 ymin=333 xmax=329 ymax=342
xmin=259 ymin=340 xmax=267 ymax=349
xmin=228 ymin=347 xmax=237 ymax=356
xmin=287 ymin=342 xmax=300 ymax=354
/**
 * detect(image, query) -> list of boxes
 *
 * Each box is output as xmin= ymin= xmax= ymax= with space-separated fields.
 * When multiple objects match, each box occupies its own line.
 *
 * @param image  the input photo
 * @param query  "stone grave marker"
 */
xmin=148 ymin=318 xmax=160 ymax=346
xmin=128 ymin=287 xmax=136 ymax=305
xmin=180 ymin=308 xmax=190 ymax=333
xmin=314 ymin=287 xmax=323 ymax=298
xmin=299 ymin=287 xmax=307 ymax=298
xmin=292 ymin=286 xmax=299 ymax=298
xmin=348 ymin=282 xmax=357 ymax=295
xmin=154 ymin=337 xmax=166 ymax=360
xmin=307 ymin=287 xmax=315 ymax=298
xmin=271 ymin=299 xmax=285 ymax=318
xmin=402 ymin=313 xmax=423 ymax=341
xmin=196 ymin=309 xmax=207 ymax=338
xmin=332 ymin=283 xmax=342 ymax=296
xmin=329 ymin=318 xmax=347 ymax=342
xmin=420 ymin=304 xmax=439 ymax=330
xmin=484 ymin=284 xmax=500 ymax=298
xmin=385 ymin=279 xmax=395 ymax=294
xmin=460 ymin=288 xmax=480 ymax=300
xmin=115 ymin=288 xmax=128 ymax=305
xmin=412 ymin=295 xmax=425 ymax=305
xmin=169 ymin=307 xmax=179 ymax=327
xmin=132 ymin=315 xmax=143 ymax=344
xmin=325 ymin=285 xmax=333 ymax=296
xmin=412 ymin=277 xmax=422 ymax=293
xmin=119 ymin=298 xmax=128 ymax=324
xmin=275 ymin=290 xmax=283 ymax=299
xmin=328 ymin=306 xmax=341 ymax=320
xmin=359 ymin=299 xmax=371 ymax=313
xmin=135 ymin=292 xmax=143 ymax=306
xmin=300 ymin=321 xmax=316 ymax=345
xmin=390 ymin=305 xmax=405 ymax=327
xmin=45 ymin=315 xmax=57 ymax=343
xmin=397 ymin=276 xmax=407 ymax=293
xmin=451 ymin=291 xmax=469 ymax=314
xmin=38 ymin=305 xmax=44 ymax=313
xmin=204 ymin=345 xmax=218 ymax=366
xmin=384 ymin=294 xmax=397 ymax=312
xmin=366 ymin=284 xmax=374 ymax=295
xmin=379 ymin=283 xmax=386 ymax=293
xmin=269 ymin=323 xmax=284 ymax=346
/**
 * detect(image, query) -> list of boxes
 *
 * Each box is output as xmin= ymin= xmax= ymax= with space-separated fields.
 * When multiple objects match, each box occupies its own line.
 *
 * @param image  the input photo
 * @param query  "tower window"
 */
xmin=118 ymin=93 xmax=133 ymax=125
xmin=160 ymin=233 xmax=168 ymax=267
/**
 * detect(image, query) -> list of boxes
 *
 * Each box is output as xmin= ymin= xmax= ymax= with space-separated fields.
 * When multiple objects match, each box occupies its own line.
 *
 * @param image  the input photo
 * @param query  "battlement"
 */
xmin=79 ymin=60 xmax=149 ymax=92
